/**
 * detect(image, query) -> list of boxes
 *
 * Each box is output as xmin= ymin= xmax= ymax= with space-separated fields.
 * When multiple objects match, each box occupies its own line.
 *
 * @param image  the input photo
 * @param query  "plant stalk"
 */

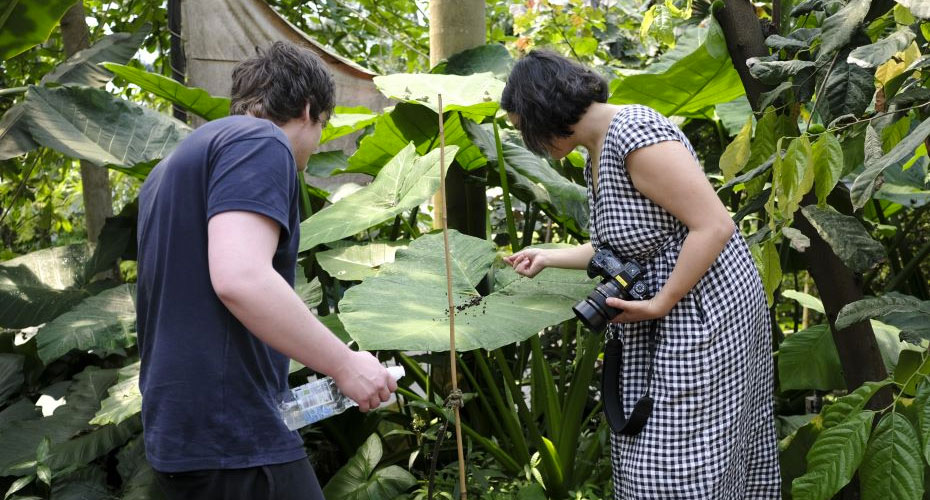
xmin=493 ymin=120 xmax=519 ymax=252
xmin=437 ymin=94 xmax=468 ymax=499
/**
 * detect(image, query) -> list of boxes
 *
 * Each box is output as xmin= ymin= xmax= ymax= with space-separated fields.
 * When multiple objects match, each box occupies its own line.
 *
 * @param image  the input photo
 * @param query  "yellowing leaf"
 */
xmin=720 ymin=118 xmax=752 ymax=182
xmin=875 ymin=41 xmax=922 ymax=87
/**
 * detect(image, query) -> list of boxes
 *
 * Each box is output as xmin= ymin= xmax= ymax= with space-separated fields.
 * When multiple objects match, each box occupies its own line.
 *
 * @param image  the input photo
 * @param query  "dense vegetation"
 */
xmin=1 ymin=0 xmax=929 ymax=498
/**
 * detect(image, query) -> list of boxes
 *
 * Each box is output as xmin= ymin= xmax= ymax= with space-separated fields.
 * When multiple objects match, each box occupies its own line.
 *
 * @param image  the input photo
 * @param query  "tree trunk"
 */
xmin=714 ymin=0 xmax=889 ymax=400
xmin=60 ymin=2 xmax=112 ymax=243
xmin=712 ymin=0 xmax=773 ymax=111
xmin=429 ymin=0 xmax=487 ymax=239
xmin=168 ymin=0 xmax=188 ymax=123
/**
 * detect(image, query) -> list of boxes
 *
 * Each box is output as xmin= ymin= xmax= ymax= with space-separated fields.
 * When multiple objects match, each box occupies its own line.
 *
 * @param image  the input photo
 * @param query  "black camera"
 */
xmin=572 ymin=249 xmax=648 ymax=332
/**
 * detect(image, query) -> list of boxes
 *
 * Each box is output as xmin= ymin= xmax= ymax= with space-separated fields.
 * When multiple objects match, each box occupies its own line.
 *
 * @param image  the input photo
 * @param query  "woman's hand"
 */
xmin=606 ymin=296 xmax=673 ymax=323
xmin=504 ymin=248 xmax=549 ymax=278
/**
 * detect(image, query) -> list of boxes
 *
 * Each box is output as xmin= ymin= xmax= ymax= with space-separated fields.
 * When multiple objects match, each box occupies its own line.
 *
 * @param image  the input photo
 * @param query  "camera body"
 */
xmin=572 ymin=248 xmax=648 ymax=332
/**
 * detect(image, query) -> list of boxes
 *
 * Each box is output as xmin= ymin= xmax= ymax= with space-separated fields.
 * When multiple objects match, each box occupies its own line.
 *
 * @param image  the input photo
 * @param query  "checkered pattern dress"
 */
xmin=585 ymin=105 xmax=780 ymax=499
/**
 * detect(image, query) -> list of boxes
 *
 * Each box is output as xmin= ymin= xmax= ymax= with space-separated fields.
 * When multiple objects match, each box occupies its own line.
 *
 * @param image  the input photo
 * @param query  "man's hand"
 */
xmin=332 ymin=351 xmax=397 ymax=412
xmin=606 ymin=296 xmax=672 ymax=323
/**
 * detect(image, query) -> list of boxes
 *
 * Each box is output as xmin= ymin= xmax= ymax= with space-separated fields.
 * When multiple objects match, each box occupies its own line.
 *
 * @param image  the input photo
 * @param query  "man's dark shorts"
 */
xmin=154 ymin=458 xmax=324 ymax=500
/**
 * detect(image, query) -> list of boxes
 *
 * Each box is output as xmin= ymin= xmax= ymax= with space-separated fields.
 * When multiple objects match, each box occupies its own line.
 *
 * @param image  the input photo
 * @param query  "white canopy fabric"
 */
xmin=181 ymin=0 xmax=390 ymax=153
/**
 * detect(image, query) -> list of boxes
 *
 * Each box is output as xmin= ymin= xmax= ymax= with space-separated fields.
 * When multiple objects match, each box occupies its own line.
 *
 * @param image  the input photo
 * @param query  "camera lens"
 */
xmin=572 ymin=280 xmax=622 ymax=332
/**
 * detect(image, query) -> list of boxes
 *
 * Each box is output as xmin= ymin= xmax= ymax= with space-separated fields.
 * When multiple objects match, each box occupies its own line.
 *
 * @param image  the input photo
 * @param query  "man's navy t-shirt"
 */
xmin=136 ymin=115 xmax=304 ymax=472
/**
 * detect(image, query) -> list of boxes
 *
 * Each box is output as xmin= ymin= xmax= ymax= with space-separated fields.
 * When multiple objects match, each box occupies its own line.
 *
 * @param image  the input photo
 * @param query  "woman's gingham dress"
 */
xmin=585 ymin=105 xmax=780 ymax=499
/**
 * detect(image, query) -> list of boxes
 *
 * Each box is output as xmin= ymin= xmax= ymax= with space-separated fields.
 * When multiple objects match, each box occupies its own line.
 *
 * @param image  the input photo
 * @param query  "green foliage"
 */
xmin=322 ymin=434 xmax=417 ymax=499
xmin=316 ymin=242 xmax=408 ymax=281
xmin=373 ymin=72 xmax=504 ymax=122
xmin=792 ymin=410 xmax=874 ymax=499
xmin=859 ymin=412 xmax=924 ymax=499
xmin=341 ymin=233 xmax=594 ymax=352
xmin=800 ymin=205 xmax=886 ymax=273
xmin=778 ymin=324 xmax=845 ymax=391
xmin=0 ymin=0 xmax=74 ymax=60
xmin=102 ymin=62 xmax=230 ymax=121
xmin=298 ymin=144 xmax=457 ymax=251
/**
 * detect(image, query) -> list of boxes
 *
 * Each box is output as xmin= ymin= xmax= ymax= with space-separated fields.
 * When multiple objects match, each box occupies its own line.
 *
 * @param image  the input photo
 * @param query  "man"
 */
xmin=136 ymin=41 xmax=396 ymax=499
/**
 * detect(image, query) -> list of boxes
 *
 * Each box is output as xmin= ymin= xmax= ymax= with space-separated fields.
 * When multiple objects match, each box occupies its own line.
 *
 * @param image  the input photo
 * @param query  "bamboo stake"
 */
xmin=437 ymin=94 xmax=468 ymax=499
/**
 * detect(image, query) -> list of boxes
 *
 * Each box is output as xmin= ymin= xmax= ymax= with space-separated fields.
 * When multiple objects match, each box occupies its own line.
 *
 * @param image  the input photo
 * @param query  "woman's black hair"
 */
xmin=501 ymin=50 xmax=609 ymax=156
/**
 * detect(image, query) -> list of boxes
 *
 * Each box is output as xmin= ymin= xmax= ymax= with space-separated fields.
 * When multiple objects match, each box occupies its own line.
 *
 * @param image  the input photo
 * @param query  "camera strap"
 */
xmin=601 ymin=321 xmax=658 ymax=436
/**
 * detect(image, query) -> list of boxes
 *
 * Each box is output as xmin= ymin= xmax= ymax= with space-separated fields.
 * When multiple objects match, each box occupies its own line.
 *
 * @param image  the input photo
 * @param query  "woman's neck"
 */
xmin=573 ymin=102 xmax=622 ymax=154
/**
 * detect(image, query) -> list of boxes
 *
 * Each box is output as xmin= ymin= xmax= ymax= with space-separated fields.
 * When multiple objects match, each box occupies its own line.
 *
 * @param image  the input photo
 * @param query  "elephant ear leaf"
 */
xmin=0 ymin=0 xmax=75 ymax=60
xmin=322 ymin=434 xmax=416 ymax=499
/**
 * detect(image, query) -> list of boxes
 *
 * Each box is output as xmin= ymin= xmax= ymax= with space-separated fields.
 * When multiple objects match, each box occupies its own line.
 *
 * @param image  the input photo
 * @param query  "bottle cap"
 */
xmin=387 ymin=366 xmax=405 ymax=381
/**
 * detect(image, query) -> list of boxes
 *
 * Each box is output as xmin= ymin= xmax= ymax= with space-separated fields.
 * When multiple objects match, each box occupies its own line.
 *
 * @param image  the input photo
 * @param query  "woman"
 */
xmin=502 ymin=50 xmax=780 ymax=498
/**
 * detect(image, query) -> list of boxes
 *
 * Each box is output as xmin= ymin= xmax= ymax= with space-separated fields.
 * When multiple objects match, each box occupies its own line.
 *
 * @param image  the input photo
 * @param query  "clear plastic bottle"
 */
xmin=277 ymin=366 xmax=405 ymax=431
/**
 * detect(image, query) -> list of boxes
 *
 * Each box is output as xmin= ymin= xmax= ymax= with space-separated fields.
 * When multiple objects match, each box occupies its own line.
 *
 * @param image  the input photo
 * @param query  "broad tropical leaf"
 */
xmin=821 ymin=381 xmax=891 ymax=429
xmin=0 ymin=354 xmax=24 ymax=407
xmin=720 ymin=119 xmax=752 ymax=181
xmin=819 ymin=0 xmax=872 ymax=56
xmin=340 ymin=233 xmax=595 ymax=351
xmin=610 ymin=19 xmax=744 ymax=118
xmin=90 ymin=362 xmax=141 ymax=426
xmin=316 ymin=242 xmax=408 ymax=281
xmin=374 ymin=72 xmax=504 ymax=121
xmin=0 ymin=0 xmax=74 ymax=60
xmin=778 ymin=325 xmax=845 ymax=391
xmin=859 ymin=412 xmax=924 ymax=499
xmin=432 ymin=43 xmax=514 ymax=79
xmin=792 ymin=410 xmax=874 ymax=499
xmin=466 ymin=122 xmax=588 ymax=232
xmin=746 ymin=58 xmax=816 ymax=84
xmin=836 ymin=294 xmax=930 ymax=330
xmin=800 ymin=205 xmax=885 ymax=273
xmin=821 ymin=52 xmax=875 ymax=127
xmin=46 ymin=416 xmax=140 ymax=474
xmin=295 ymin=275 xmax=322 ymax=309
xmin=23 ymin=85 xmax=190 ymax=169
xmin=117 ymin=435 xmax=162 ymax=500
xmin=103 ymin=63 xmax=229 ymax=121
xmin=0 ymin=103 xmax=37 ymax=160
xmin=42 ymin=28 xmax=150 ymax=87
xmin=50 ymin=465 xmax=109 ymax=500
xmin=812 ymin=132 xmax=844 ymax=205
xmin=320 ymin=107 xmax=378 ymax=145
xmin=345 ymin=103 xmax=483 ymax=175
xmin=852 ymin=117 xmax=930 ymax=208
xmin=848 ymin=29 xmax=917 ymax=68
xmin=36 ymin=284 xmax=136 ymax=365
xmin=306 ymin=150 xmax=349 ymax=177
xmin=322 ymin=434 xmax=416 ymax=499
xmin=299 ymin=144 xmax=457 ymax=251
xmin=0 ymin=367 xmax=117 ymax=476
xmin=894 ymin=0 xmax=930 ymax=18
xmin=0 ymin=244 xmax=95 ymax=329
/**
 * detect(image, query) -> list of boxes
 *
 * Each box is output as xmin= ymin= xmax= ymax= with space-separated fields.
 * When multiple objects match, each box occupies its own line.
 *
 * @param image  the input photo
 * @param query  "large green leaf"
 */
xmin=306 ymin=150 xmax=349 ymax=177
xmin=0 ymin=354 xmax=24 ymax=407
xmin=859 ymin=412 xmax=924 ymax=499
xmin=103 ymin=63 xmax=229 ymax=121
xmin=774 ymin=135 xmax=814 ymax=220
xmin=747 ymin=58 xmax=816 ymax=85
xmin=0 ymin=367 xmax=117 ymax=476
xmin=894 ymin=0 xmax=930 ymax=18
xmin=848 ymin=29 xmax=917 ymax=68
xmin=609 ymin=20 xmax=744 ymax=118
xmin=819 ymin=0 xmax=871 ymax=56
xmin=431 ymin=43 xmax=514 ymax=79
xmin=821 ymin=52 xmax=875 ymax=127
xmin=719 ymin=119 xmax=752 ymax=181
xmin=821 ymin=380 xmax=891 ymax=429
xmin=465 ymin=122 xmax=588 ymax=232
xmin=0 ymin=102 xmax=38 ymax=160
xmin=792 ymin=410 xmax=874 ymax=499
xmin=320 ymin=107 xmax=378 ymax=145
xmin=812 ymin=132 xmax=844 ymax=205
xmin=345 ymin=103 xmax=484 ymax=175
xmin=778 ymin=325 xmax=845 ymax=391
xmin=46 ymin=415 xmax=140 ymax=474
xmin=373 ymin=73 xmax=504 ymax=121
xmin=915 ymin=379 xmax=930 ymax=465
xmin=340 ymin=233 xmax=595 ymax=352
xmin=0 ymin=244 xmax=94 ymax=329
xmin=852 ymin=117 xmax=930 ymax=208
xmin=800 ymin=205 xmax=885 ymax=273
xmin=299 ymin=144 xmax=457 ymax=251
xmin=42 ymin=28 xmax=150 ymax=87
xmin=322 ymin=434 xmax=416 ymax=500
xmin=0 ymin=0 xmax=74 ymax=60
xmin=837 ymin=295 xmax=930 ymax=331
xmin=316 ymin=242 xmax=408 ymax=281
xmin=51 ymin=465 xmax=109 ymax=500
xmin=36 ymin=284 xmax=136 ymax=365
xmin=22 ymin=85 xmax=190 ymax=169
xmin=90 ymin=361 xmax=140 ymax=426
xmin=116 ymin=435 xmax=162 ymax=500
